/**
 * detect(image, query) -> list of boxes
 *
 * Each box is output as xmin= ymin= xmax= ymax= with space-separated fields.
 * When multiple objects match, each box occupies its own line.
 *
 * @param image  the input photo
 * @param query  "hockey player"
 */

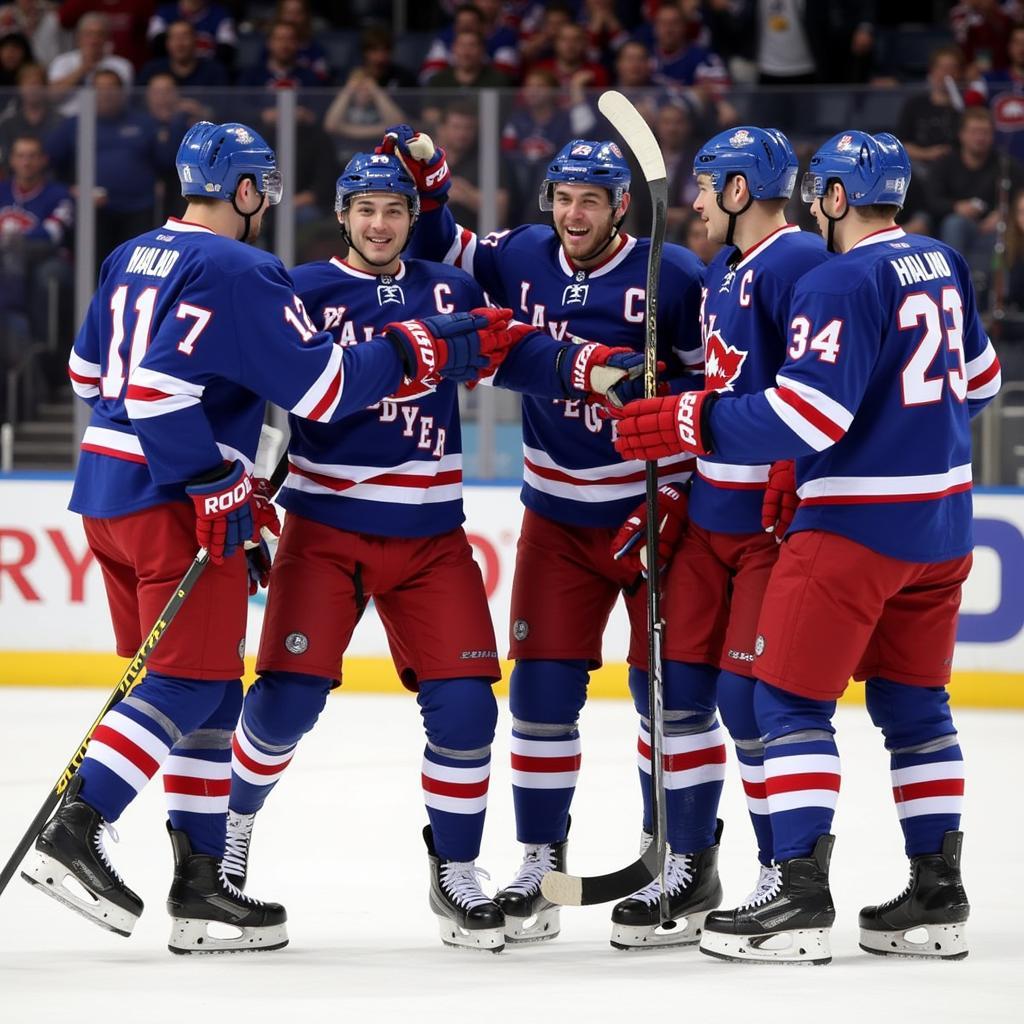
xmin=221 ymin=152 xmax=647 ymax=953
xmin=386 ymin=125 xmax=706 ymax=945
xmin=604 ymin=127 xmax=829 ymax=948
xmin=613 ymin=131 xmax=1001 ymax=964
xmin=25 ymin=122 xmax=517 ymax=954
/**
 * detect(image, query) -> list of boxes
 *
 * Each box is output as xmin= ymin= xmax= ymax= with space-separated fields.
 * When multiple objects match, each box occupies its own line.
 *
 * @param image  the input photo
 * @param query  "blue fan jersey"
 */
xmin=691 ymin=225 xmax=828 ymax=534
xmin=411 ymin=206 xmax=705 ymax=528
xmin=707 ymin=227 xmax=1002 ymax=562
xmin=68 ymin=218 xmax=407 ymax=520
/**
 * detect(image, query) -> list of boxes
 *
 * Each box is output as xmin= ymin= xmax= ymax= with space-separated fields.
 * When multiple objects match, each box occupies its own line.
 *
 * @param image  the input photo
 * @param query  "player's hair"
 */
xmin=851 ymin=202 xmax=902 ymax=221
xmin=928 ymin=45 xmax=962 ymax=72
xmin=758 ymin=196 xmax=790 ymax=215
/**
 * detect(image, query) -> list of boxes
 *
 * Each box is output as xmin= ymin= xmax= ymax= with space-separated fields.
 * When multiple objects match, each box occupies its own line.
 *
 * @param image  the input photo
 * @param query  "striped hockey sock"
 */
xmin=890 ymin=738 xmax=964 ymax=857
xmin=734 ymin=738 xmax=773 ymax=866
xmin=422 ymin=746 xmax=490 ymax=862
xmin=509 ymin=724 xmax=581 ymax=845
xmin=229 ymin=715 xmax=297 ymax=815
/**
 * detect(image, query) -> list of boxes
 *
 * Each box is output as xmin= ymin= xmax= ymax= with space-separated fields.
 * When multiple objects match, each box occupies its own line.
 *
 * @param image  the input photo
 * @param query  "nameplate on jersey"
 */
xmin=126 ymin=245 xmax=179 ymax=278
xmin=377 ymin=277 xmax=405 ymax=305
xmin=562 ymin=281 xmax=589 ymax=306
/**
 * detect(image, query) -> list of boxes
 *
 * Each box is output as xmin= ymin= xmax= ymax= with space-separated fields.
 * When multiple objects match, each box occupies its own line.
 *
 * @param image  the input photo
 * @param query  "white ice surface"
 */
xmin=0 ymin=689 xmax=1020 ymax=1023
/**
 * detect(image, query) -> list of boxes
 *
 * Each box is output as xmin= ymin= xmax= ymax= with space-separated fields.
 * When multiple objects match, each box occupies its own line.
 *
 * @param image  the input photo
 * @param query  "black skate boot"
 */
xmin=494 ymin=826 xmax=569 ymax=944
xmin=610 ymin=820 xmax=724 ymax=950
xmin=21 ymin=775 xmax=143 ymax=937
xmin=424 ymin=825 xmax=505 ymax=953
xmin=221 ymin=810 xmax=256 ymax=890
xmin=165 ymin=824 xmax=288 ymax=954
xmin=700 ymin=834 xmax=836 ymax=965
xmin=859 ymin=830 xmax=969 ymax=960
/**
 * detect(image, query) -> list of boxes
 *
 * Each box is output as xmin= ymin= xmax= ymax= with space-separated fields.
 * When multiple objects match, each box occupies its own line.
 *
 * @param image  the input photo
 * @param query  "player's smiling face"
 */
xmin=692 ymin=174 xmax=729 ymax=244
xmin=342 ymin=193 xmax=412 ymax=272
xmin=552 ymin=183 xmax=626 ymax=264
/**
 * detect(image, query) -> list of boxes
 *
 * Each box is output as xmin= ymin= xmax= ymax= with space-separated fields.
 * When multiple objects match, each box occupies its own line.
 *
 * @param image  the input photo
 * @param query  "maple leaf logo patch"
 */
xmin=704 ymin=331 xmax=748 ymax=391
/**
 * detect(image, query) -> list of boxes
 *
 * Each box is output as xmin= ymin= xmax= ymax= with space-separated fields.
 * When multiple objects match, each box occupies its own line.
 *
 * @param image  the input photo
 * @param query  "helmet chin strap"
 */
xmin=232 ymin=187 xmax=265 ymax=243
xmin=819 ymin=182 xmax=849 ymax=253
xmin=716 ymin=190 xmax=753 ymax=248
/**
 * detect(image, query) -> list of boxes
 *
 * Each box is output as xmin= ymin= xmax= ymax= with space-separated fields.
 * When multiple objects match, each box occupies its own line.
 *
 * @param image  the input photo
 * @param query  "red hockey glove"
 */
xmin=761 ymin=459 xmax=798 ymax=540
xmin=186 ymin=460 xmax=254 ymax=564
xmin=243 ymin=476 xmax=281 ymax=594
xmin=468 ymin=320 xmax=536 ymax=387
xmin=611 ymin=485 xmax=689 ymax=577
xmin=377 ymin=124 xmax=451 ymax=211
xmin=557 ymin=341 xmax=644 ymax=401
xmin=613 ymin=391 xmax=718 ymax=461
xmin=383 ymin=307 xmax=514 ymax=385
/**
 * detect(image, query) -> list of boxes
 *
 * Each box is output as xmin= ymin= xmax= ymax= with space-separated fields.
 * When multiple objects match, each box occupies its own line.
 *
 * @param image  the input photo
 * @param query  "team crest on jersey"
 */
xmin=994 ymin=93 xmax=1024 ymax=131
xmin=704 ymin=331 xmax=748 ymax=391
xmin=377 ymin=281 xmax=405 ymax=305
xmin=729 ymin=129 xmax=754 ymax=147
xmin=718 ymin=269 xmax=736 ymax=294
xmin=562 ymin=280 xmax=589 ymax=305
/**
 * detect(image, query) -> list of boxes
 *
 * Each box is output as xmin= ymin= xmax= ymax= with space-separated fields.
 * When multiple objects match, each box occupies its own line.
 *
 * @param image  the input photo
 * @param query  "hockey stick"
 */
xmin=541 ymin=90 xmax=669 ymax=910
xmin=0 ymin=447 xmax=290 ymax=900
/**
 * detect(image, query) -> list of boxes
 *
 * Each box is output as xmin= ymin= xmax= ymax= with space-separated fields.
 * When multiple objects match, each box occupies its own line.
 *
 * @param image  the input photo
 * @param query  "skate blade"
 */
xmin=168 ymin=916 xmax=289 ymax=955
xmin=504 ymin=907 xmax=560 ymax=944
xmin=21 ymin=854 xmax=138 ymax=938
xmin=700 ymin=926 xmax=832 ymax=965
xmin=610 ymin=909 xmax=710 ymax=951
xmin=859 ymin=923 xmax=968 ymax=960
xmin=436 ymin=918 xmax=505 ymax=954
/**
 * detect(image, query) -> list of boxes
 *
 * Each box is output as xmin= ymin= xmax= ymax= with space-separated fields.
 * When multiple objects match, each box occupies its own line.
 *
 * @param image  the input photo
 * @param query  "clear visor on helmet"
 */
xmin=800 ymin=171 xmax=824 ymax=204
xmin=538 ymin=180 xmax=555 ymax=212
xmin=261 ymin=168 xmax=283 ymax=206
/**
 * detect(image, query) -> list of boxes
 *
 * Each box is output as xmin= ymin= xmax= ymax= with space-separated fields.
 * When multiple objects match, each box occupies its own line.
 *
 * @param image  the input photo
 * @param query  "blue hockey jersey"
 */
xmin=410 ymin=206 xmax=705 ymax=528
xmin=68 ymin=218 xmax=407 ymax=520
xmin=707 ymin=227 xmax=1002 ymax=562
xmin=691 ymin=225 xmax=829 ymax=534
xmin=0 ymin=178 xmax=73 ymax=246
xmin=283 ymin=256 xmax=584 ymax=537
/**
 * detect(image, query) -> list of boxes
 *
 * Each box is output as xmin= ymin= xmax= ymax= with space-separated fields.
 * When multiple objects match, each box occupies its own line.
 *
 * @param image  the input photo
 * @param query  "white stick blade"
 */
xmin=597 ymin=91 xmax=666 ymax=183
xmin=540 ymin=870 xmax=583 ymax=907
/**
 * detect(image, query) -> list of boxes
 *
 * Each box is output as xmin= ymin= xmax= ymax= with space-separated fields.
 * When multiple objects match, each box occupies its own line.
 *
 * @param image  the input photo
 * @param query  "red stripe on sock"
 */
xmin=92 ymin=723 xmax=160 ymax=778
xmin=893 ymin=779 xmax=965 ymax=802
xmin=765 ymin=772 xmax=841 ymax=795
xmin=637 ymin=738 xmax=727 ymax=772
xmin=421 ymin=774 xmax=490 ymax=799
xmin=231 ymin=735 xmax=292 ymax=776
xmin=510 ymin=753 xmax=582 ymax=774
xmin=162 ymin=775 xmax=232 ymax=797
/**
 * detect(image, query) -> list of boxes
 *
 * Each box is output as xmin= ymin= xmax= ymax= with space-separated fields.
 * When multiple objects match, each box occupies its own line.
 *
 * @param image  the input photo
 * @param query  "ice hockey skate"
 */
xmin=221 ymin=810 xmax=256 ymax=890
xmin=424 ymin=826 xmax=505 ymax=953
xmin=21 ymin=776 xmax=143 ymax=937
xmin=700 ymin=834 xmax=835 ymax=965
xmin=859 ymin=830 xmax=969 ymax=960
xmin=610 ymin=820 xmax=723 ymax=950
xmin=165 ymin=824 xmax=288 ymax=954
xmin=494 ymin=831 xmax=568 ymax=944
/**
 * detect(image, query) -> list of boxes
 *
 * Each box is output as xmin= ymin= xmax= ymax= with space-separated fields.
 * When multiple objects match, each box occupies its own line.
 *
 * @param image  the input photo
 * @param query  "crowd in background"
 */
xmin=3 ymin=0 xmax=1024 ymax=429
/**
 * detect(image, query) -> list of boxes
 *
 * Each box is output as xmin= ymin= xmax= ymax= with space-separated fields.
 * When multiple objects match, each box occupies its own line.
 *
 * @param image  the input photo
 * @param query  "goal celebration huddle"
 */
xmin=6 ymin=91 xmax=1000 ymax=965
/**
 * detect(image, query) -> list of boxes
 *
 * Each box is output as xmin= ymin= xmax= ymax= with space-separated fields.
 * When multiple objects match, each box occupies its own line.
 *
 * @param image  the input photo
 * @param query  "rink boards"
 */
xmin=0 ymin=477 xmax=1022 ymax=707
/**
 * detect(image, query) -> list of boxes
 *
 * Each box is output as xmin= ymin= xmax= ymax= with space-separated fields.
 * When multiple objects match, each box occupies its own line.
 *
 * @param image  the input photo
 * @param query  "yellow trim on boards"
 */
xmin=0 ymin=653 xmax=1021 ymax=708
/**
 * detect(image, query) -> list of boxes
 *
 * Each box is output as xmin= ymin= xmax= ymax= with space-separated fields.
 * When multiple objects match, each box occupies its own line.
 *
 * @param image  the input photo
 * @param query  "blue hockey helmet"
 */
xmin=692 ymin=126 xmax=798 ymax=200
xmin=801 ymin=131 xmax=911 ymax=208
xmin=539 ymin=139 xmax=631 ymax=211
xmin=176 ymin=121 xmax=282 ymax=205
xmin=335 ymin=152 xmax=420 ymax=218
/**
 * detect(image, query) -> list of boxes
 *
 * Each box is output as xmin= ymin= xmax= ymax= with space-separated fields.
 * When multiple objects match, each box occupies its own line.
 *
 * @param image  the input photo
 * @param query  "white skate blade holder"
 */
xmin=611 ymin=909 xmax=712 ymax=951
xmin=859 ymin=922 xmax=968 ymax=960
xmin=434 ymin=914 xmax=505 ymax=954
xmin=21 ymin=850 xmax=139 ymax=938
xmin=168 ymin=915 xmax=289 ymax=955
xmin=700 ymin=926 xmax=832 ymax=965
xmin=503 ymin=906 xmax=560 ymax=944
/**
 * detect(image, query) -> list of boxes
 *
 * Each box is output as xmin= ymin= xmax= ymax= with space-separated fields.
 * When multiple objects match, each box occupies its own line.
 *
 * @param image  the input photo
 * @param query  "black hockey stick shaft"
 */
xmin=541 ymin=91 xmax=670 ymax=909
xmin=0 ymin=450 xmax=290 ymax=900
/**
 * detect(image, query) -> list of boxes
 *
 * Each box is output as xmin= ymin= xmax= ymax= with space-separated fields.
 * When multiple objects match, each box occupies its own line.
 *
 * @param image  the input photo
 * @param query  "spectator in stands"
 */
xmin=268 ymin=0 xmax=331 ymax=85
xmin=421 ymin=1 xmax=520 ymax=84
xmin=535 ymin=21 xmax=609 ymax=90
xmin=424 ymin=28 xmax=510 ymax=97
xmin=897 ymin=46 xmax=965 ymax=173
xmin=357 ymin=24 xmax=416 ymax=89
xmin=238 ymin=18 xmax=318 ymax=91
xmin=0 ymin=134 xmax=72 ymax=377
xmin=435 ymin=98 xmax=507 ymax=231
xmin=138 ymin=19 xmax=228 ymax=87
xmin=966 ymin=24 xmax=1024 ymax=162
xmin=612 ymin=39 xmax=659 ymax=123
xmin=648 ymin=1 xmax=726 ymax=87
xmin=142 ymin=71 xmax=192 ymax=221
xmin=518 ymin=1 xmax=573 ymax=73
xmin=58 ymin=0 xmax=153 ymax=70
xmin=929 ymin=106 xmax=1024 ymax=287
xmin=1004 ymin=187 xmax=1024 ymax=312
xmin=47 ymin=67 xmax=176 ymax=260
xmin=581 ymin=0 xmax=629 ymax=71
xmin=0 ymin=1 xmax=62 ymax=69
xmin=148 ymin=0 xmax=236 ymax=72
xmin=323 ymin=63 xmax=407 ymax=166
xmin=48 ymin=12 xmax=134 ymax=112
xmin=0 ymin=29 xmax=32 ymax=86
xmin=683 ymin=209 xmax=721 ymax=264
xmin=951 ymin=0 xmax=1017 ymax=74
xmin=0 ymin=62 xmax=60 ymax=168
xmin=654 ymin=99 xmax=699 ymax=240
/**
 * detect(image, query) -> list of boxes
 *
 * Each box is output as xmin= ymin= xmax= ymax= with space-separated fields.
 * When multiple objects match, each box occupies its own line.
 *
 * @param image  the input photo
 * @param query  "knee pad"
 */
xmin=509 ymin=659 xmax=588 ymax=728
xmin=631 ymin=662 xmax=718 ymax=733
xmin=417 ymin=677 xmax=497 ymax=752
xmin=718 ymin=670 xmax=759 ymax=741
xmin=241 ymin=671 xmax=332 ymax=747
xmin=131 ymin=672 xmax=237 ymax=738
xmin=754 ymin=680 xmax=836 ymax=744
xmin=865 ymin=677 xmax=956 ymax=751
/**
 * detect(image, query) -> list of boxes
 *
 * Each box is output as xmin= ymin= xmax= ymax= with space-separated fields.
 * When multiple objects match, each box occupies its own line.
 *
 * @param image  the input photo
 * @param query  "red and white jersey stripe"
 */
xmin=797 ymin=463 xmax=972 ymax=506
xmin=289 ymin=343 xmax=345 ymax=423
xmin=765 ymin=374 xmax=854 ymax=453
xmin=763 ymin=752 xmax=841 ymax=812
xmin=892 ymin=762 xmax=965 ymax=820
xmin=230 ymin=728 xmax=294 ymax=788
xmin=79 ymin=425 xmax=254 ymax=473
xmin=285 ymin=452 xmax=463 ymax=506
xmin=421 ymin=757 xmax=490 ymax=815
xmin=966 ymin=339 xmax=1001 ymax=401
xmin=637 ymin=724 xmax=727 ymax=790
xmin=125 ymin=366 xmax=203 ymax=419
xmin=162 ymin=754 xmax=231 ymax=814
xmin=88 ymin=708 xmax=169 ymax=794
xmin=510 ymin=735 xmax=582 ymax=790
xmin=68 ymin=350 xmax=101 ymax=400
xmin=522 ymin=444 xmax=693 ymax=504
xmin=696 ymin=459 xmax=770 ymax=490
